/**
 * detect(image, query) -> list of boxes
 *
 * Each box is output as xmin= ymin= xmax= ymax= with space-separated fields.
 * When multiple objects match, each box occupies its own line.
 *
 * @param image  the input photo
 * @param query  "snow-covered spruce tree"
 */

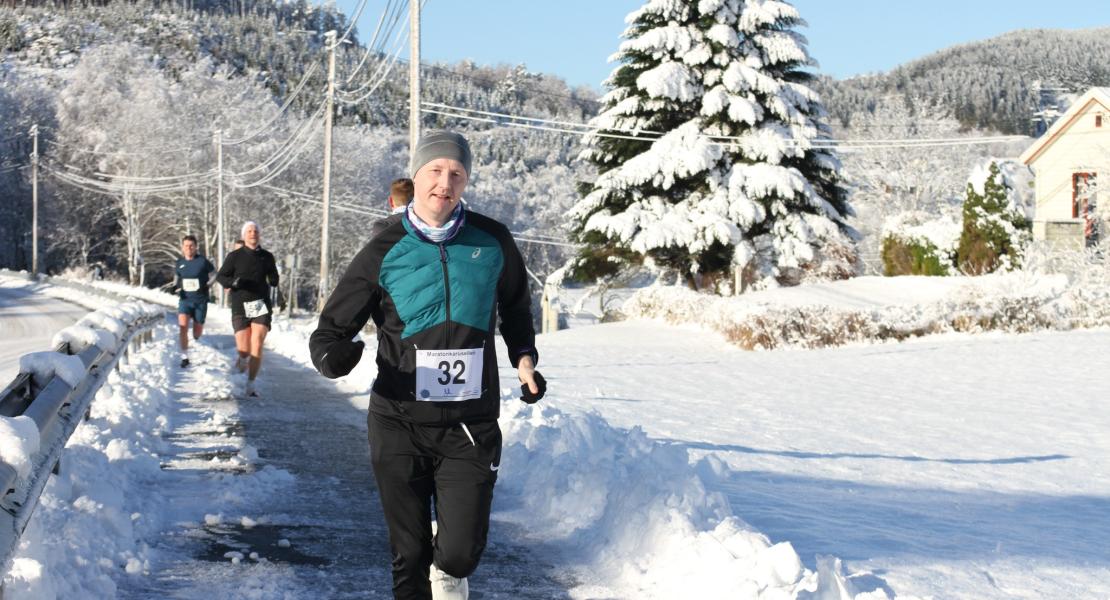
xmin=957 ymin=160 xmax=1033 ymax=275
xmin=570 ymin=0 xmax=856 ymax=291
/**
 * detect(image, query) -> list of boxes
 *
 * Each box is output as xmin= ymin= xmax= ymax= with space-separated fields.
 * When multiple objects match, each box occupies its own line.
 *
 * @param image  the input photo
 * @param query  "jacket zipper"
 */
xmin=438 ymin=243 xmax=451 ymax=346
xmin=438 ymin=243 xmax=451 ymax=423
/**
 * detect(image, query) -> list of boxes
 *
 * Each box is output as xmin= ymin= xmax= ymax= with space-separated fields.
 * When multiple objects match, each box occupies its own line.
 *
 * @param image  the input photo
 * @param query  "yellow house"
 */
xmin=1019 ymin=87 xmax=1110 ymax=248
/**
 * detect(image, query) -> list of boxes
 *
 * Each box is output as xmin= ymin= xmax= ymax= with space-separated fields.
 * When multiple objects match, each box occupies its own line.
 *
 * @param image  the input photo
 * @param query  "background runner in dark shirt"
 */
xmin=216 ymin=221 xmax=278 ymax=397
xmin=174 ymin=234 xmax=214 ymax=368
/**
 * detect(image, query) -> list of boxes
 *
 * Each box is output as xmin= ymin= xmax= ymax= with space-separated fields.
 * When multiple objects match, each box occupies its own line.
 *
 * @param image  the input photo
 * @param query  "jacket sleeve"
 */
xmin=205 ymin=258 xmax=217 ymax=285
xmin=216 ymin=251 xmax=237 ymax=288
xmin=266 ymin=254 xmax=280 ymax=288
xmin=310 ymin=243 xmax=381 ymax=378
xmin=496 ymin=228 xmax=538 ymax=368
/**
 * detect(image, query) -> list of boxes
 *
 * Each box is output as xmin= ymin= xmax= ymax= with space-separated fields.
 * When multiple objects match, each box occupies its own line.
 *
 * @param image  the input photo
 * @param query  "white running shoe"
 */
xmin=245 ymin=380 xmax=259 ymax=398
xmin=429 ymin=522 xmax=468 ymax=599
xmin=430 ymin=563 xmax=468 ymax=600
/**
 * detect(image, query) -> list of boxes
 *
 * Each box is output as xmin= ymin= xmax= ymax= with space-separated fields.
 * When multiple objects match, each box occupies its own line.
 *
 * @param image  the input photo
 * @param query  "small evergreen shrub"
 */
xmin=881 ymin=236 xmax=950 ymax=276
xmin=957 ymin=161 xmax=1033 ymax=274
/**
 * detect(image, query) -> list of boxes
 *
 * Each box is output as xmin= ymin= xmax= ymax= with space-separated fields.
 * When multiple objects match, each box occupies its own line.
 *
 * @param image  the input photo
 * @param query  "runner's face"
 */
xmin=412 ymin=158 xmax=468 ymax=226
xmin=181 ymin=239 xmax=196 ymax=259
xmin=244 ymin=225 xmax=260 ymax=248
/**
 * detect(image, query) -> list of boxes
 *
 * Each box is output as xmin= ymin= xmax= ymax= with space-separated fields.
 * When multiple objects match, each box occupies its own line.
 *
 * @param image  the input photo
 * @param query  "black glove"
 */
xmin=519 ymin=371 xmax=546 ymax=404
xmin=323 ymin=339 xmax=365 ymax=378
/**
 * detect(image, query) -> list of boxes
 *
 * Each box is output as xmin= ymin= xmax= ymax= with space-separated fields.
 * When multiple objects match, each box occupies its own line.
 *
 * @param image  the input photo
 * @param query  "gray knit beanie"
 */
xmin=411 ymin=130 xmax=472 ymax=177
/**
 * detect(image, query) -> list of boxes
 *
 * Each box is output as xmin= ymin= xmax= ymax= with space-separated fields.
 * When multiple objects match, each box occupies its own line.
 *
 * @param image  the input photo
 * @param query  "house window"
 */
xmin=1073 ymin=171 xmax=1096 ymax=218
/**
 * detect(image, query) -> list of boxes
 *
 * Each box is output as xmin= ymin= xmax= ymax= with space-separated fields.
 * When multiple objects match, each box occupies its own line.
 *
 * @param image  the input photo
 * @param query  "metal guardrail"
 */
xmin=0 ymin=281 xmax=164 ymax=579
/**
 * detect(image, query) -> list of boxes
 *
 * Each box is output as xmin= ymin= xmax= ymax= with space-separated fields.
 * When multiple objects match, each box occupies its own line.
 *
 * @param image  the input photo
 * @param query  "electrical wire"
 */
xmin=425 ymin=101 xmax=1029 ymax=148
xmin=261 ymin=185 xmax=578 ymax=247
xmin=266 ymin=184 xmax=390 ymax=216
xmin=226 ymin=101 xmax=327 ymax=179
xmin=47 ymin=159 xmax=215 ymax=186
xmin=221 ymin=63 xmax=323 ymax=146
xmin=344 ymin=0 xmax=404 ymax=85
xmin=43 ymin=138 xmax=202 ymax=157
xmin=93 ymin=168 xmax=217 ymax=182
xmin=43 ymin=162 xmax=212 ymax=195
xmin=424 ymin=104 xmax=1029 ymax=149
xmin=328 ymin=0 xmax=370 ymax=49
xmin=337 ymin=5 xmax=410 ymax=102
xmin=227 ymin=116 xmax=326 ymax=189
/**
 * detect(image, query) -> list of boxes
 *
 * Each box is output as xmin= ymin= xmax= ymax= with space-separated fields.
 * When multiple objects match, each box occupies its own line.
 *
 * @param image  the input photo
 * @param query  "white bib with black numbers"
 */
xmin=243 ymin=299 xmax=269 ymax=318
xmin=182 ymin=278 xmax=200 ymax=292
xmin=415 ymin=348 xmax=483 ymax=402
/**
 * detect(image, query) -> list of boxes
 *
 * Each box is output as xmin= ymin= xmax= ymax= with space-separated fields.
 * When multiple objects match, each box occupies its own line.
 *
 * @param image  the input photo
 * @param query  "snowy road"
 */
xmin=0 ymin=284 xmax=88 ymax=383
xmin=116 ymin=323 xmax=572 ymax=599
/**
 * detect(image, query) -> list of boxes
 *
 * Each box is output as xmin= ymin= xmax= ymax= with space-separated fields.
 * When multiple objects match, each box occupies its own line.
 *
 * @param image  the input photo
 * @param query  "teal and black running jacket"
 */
xmin=309 ymin=209 xmax=537 ymax=425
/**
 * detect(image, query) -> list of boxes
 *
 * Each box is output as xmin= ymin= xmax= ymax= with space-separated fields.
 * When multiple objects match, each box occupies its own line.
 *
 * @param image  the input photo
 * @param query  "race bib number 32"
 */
xmin=182 ymin=278 xmax=200 ymax=292
xmin=243 ymin=299 xmax=270 ymax=318
xmin=415 ymin=348 xmax=483 ymax=402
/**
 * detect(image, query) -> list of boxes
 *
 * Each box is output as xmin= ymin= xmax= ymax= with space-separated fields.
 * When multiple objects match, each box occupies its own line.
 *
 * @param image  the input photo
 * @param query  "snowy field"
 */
xmin=1 ymin=274 xmax=1108 ymax=599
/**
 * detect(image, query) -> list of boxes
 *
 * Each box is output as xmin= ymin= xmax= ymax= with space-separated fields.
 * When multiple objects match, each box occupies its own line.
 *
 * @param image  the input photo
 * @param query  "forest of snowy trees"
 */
xmin=0 ymin=0 xmax=594 ymax=307
xmin=812 ymin=28 xmax=1110 ymax=135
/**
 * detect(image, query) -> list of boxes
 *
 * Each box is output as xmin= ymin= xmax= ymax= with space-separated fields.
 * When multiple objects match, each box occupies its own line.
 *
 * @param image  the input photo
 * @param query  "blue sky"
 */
xmin=333 ymin=0 xmax=1109 ymax=89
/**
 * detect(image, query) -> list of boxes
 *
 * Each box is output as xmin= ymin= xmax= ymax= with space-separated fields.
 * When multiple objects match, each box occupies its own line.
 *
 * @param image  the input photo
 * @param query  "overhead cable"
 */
xmin=221 ymin=63 xmax=323 ymax=146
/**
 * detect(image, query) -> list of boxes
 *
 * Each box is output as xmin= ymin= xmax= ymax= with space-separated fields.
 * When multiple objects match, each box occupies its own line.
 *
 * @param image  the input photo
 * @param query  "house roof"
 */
xmin=1020 ymin=87 xmax=1110 ymax=166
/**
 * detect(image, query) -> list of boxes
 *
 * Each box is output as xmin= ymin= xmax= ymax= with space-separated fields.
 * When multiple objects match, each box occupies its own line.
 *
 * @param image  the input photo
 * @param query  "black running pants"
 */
xmin=368 ymin=411 xmax=502 ymax=600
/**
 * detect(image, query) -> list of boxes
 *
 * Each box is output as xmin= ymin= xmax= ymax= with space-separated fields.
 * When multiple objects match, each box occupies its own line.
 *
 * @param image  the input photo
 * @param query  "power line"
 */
xmin=226 ymin=101 xmax=326 ymax=179
xmin=227 ymin=114 xmax=326 ymax=189
xmin=263 ymin=182 xmax=578 ymax=248
xmin=46 ymin=159 xmax=215 ymax=185
xmin=93 ymin=168 xmax=217 ymax=182
xmin=337 ymin=24 xmax=409 ymax=104
xmin=328 ymin=0 xmax=370 ymax=49
xmin=42 ymin=162 xmax=212 ymax=195
xmin=427 ymin=101 xmax=1029 ymax=147
xmin=343 ymin=0 xmax=407 ymax=85
xmin=339 ymin=0 xmax=423 ymax=102
xmin=43 ymin=138 xmax=202 ymax=157
xmin=424 ymin=103 xmax=1029 ymax=149
xmin=222 ymin=63 xmax=324 ymax=146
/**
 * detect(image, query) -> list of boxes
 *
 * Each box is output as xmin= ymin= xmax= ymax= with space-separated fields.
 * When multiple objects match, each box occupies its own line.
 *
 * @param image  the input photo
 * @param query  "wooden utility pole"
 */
xmin=30 ymin=124 xmax=38 ymax=276
xmin=318 ymin=30 xmax=337 ymax=310
xmin=409 ymin=0 xmax=420 ymax=169
xmin=215 ymin=129 xmax=226 ymax=307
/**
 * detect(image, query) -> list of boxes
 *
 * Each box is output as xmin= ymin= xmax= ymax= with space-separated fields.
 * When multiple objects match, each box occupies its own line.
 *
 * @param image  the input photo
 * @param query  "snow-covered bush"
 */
xmin=623 ymin=268 xmax=1110 ymax=350
xmin=880 ymin=211 xmax=961 ymax=276
xmin=957 ymin=160 xmax=1034 ymax=274
xmin=570 ymin=0 xmax=856 ymax=292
